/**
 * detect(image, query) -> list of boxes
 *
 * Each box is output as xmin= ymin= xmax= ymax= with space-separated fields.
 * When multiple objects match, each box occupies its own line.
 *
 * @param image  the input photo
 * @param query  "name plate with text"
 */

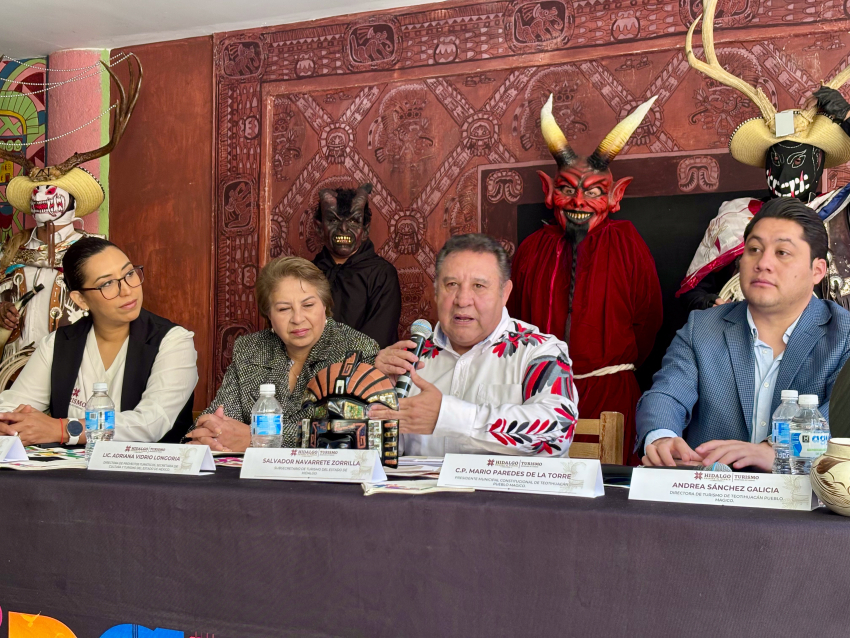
xmin=0 ymin=436 xmax=27 ymax=462
xmin=437 ymin=454 xmax=604 ymax=497
xmin=629 ymin=467 xmax=818 ymax=511
xmin=240 ymin=448 xmax=387 ymax=483
xmin=88 ymin=442 xmax=215 ymax=475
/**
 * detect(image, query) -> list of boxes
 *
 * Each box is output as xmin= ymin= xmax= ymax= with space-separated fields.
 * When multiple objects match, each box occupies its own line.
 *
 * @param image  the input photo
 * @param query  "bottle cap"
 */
xmin=799 ymin=394 xmax=819 ymax=406
xmin=259 ymin=383 xmax=275 ymax=394
xmin=93 ymin=382 xmax=108 ymax=392
xmin=780 ymin=390 xmax=799 ymax=400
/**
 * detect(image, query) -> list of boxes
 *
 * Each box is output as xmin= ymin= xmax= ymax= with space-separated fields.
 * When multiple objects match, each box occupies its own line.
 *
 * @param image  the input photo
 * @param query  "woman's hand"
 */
xmin=0 ymin=407 xmax=61 ymax=445
xmin=186 ymin=406 xmax=251 ymax=452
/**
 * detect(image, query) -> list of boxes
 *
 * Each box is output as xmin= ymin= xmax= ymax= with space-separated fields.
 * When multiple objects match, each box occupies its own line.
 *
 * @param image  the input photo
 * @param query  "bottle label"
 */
xmin=772 ymin=421 xmax=790 ymax=446
xmin=86 ymin=410 xmax=116 ymax=431
xmin=791 ymin=431 xmax=829 ymax=459
xmin=252 ymin=414 xmax=282 ymax=436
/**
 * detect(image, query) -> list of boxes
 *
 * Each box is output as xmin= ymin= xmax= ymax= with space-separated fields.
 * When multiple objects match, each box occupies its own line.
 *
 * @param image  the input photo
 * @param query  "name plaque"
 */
xmin=0 ymin=436 xmax=27 ymax=462
xmin=629 ymin=467 xmax=818 ymax=511
xmin=437 ymin=454 xmax=604 ymax=497
xmin=88 ymin=442 xmax=215 ymax=475
xmin=240 ymin=448 xmax=387 ymax=483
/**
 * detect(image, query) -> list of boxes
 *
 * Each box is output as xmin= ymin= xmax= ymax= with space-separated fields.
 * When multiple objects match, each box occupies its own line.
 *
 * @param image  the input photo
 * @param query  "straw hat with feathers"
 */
xmin=685 ymin=0 xmax=850 ymax=168
xmin=5 ymin=166 xmax=104 ymax=218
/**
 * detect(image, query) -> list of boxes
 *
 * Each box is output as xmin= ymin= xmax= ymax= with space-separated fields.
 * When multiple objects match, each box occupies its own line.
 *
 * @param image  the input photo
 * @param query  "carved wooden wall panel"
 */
xmin=213 ymin=0 xmax=850 ymax=385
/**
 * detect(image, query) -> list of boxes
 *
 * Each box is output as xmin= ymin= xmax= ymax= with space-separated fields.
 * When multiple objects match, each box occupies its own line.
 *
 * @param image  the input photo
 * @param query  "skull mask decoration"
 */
xmin=685 ymin=0 xmax=850 ymax=199
xmin=537 ymin=94 xmax=657 ymax=236
xmin=765 ymin=142 xmax=824 ymax=201
xmin=30 ymin=184 xmax=76 ymax=227
xmin=1 ymin=55 xmax=142 ymax=264
xmin=315 ymin=183 xmax=373 ymax=262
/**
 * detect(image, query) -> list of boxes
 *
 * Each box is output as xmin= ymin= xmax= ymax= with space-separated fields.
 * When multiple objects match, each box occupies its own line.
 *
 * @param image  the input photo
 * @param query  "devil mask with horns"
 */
xmin=537 ymin=94 xmax=657 ymax=235
xmin=535 ymin=93 xmax=657 ymax=340
xmin=314 ymin=183 xmax=373 ymax=262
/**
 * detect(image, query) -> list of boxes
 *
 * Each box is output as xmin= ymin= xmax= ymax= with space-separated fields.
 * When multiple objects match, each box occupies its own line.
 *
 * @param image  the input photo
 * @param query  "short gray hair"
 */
xmin=435 ymin=233 xmax=511 ymax=286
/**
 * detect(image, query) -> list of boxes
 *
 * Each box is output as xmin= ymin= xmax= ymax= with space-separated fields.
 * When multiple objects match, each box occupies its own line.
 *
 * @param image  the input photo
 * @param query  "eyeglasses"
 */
xmin=79 ymin=266 xmax=145 ymax=300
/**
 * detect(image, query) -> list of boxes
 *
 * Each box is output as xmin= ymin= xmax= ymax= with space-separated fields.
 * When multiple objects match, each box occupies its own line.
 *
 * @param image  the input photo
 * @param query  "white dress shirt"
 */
xmin=402 ymin=308 xmax=579 ymax=457
xmin=0 ymin=324 xmax=198 ymax=442
xmin=644 ymin=307 xmax=801 ymax=451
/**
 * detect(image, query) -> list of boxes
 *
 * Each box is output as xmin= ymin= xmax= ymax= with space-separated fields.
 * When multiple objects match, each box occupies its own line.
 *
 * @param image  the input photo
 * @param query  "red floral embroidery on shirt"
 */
xmin=492 ymin=322 xmax=548 ymax=358
xmin=420 ymin=338 xmax=442 ymax=360
xmin=522 ymin=354 xmax=575 ymax=402
xmin=487 ymin=402 xmax=577 ymax=454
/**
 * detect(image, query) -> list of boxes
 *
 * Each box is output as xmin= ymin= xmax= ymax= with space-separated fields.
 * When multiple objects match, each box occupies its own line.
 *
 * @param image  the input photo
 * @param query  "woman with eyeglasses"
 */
xmin=0 ymin=237 xmax=198 ymax=445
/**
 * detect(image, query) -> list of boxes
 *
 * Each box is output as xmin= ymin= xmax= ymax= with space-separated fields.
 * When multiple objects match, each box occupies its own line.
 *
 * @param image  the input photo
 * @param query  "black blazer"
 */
xmin=49 ymin=308 xmax=194 ymax=443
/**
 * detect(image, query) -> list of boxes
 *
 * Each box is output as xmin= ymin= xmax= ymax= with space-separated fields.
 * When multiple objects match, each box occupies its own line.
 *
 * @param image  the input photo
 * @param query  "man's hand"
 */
xmin=374 ymin=340 xmax=421 ymax=381
xmin=0 ymin=408 xmax=60 ymax=445
xmin=713 ymin=297 xmax=728 ymax=306
xmin=695 ymin=439 xmax=775 ymax=472
xmin=0 ymin=302 xmax=20 ymax=331
xmin=642 ymin=436 xmax=704 ymax=467
xmin=185 ymin=406 xmax=251 ymax=452
xmin=369 ymin=370 xmax=442 ymax=435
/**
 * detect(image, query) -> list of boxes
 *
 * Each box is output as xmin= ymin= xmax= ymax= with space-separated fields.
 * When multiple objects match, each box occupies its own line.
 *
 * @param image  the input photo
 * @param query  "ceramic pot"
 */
xmin=810 ymin=438 xmax=850 ymax=516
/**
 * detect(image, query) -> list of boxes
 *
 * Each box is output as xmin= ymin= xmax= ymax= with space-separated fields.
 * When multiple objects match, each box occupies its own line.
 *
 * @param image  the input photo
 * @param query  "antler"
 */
xmin=685 ymin=0 xmax=777 ymax=130
xmin=0 ymin=54 xmax=37 ymax=175
xmin=51 ymin=53 xmax=143 ymax=176
xmin=0 ymin=139 xmax=36 ymax=176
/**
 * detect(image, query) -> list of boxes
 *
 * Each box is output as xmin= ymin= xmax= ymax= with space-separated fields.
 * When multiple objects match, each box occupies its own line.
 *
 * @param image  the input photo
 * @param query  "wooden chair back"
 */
xmin=569 ymin=411 xmax=624 ymax=465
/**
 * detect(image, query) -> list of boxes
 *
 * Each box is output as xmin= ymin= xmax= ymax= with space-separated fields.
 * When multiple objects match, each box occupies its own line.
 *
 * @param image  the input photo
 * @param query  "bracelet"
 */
xmin=58 ymin=418 xmax=65 ymax=445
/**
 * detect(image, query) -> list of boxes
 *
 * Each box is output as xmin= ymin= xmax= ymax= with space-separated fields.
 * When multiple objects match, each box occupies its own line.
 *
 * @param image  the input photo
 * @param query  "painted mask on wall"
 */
xmin=31 ymin=184 xmax=76 ymax=226
xmin=316 ymin=183 xmax=373 ymax=261
xmin=537 ymin=94 xmax=656 ymax=233
xmin=765 ymin=141 xmax=824 ymax=201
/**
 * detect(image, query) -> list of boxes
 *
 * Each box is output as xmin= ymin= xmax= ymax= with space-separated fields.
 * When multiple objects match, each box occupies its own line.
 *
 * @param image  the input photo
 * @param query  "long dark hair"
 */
xmin=63 ymin=237 xmax=119 ymax=292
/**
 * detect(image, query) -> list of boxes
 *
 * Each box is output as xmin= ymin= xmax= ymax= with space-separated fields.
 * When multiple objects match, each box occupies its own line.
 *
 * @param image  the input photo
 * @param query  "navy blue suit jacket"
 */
xmin=635 ymin=298 xmax=850 ymax=450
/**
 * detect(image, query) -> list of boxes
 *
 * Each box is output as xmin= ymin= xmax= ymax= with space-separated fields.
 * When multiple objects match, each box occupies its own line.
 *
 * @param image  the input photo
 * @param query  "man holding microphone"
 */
xmin=371 ymin=233 xmax=579 ymax=457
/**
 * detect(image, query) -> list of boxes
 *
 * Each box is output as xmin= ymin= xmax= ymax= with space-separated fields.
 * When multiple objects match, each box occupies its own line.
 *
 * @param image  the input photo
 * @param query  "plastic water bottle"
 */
xmin=251 ymin=384 xmax=283 ymax=448
xmin=85 ymin=382 xmax=115 ymax=462
xmin=771 ymin=390 xmax=798 ymax=474
xmin=789 ymin=394 xmax=830 ymax=475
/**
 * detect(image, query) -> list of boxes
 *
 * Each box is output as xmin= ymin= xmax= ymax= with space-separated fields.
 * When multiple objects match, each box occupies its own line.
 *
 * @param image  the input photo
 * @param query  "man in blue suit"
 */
xmin=637 ymin=197 xmax=850 ymax=471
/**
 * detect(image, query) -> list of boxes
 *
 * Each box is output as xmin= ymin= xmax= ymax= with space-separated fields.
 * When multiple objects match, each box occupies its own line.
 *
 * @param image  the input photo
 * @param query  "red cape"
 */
xmin=508 ymin=219 xmax=663 ymax=464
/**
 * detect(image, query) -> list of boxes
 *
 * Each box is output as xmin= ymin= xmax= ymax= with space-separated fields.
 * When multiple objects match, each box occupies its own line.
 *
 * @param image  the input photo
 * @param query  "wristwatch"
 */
xmin=66 ymin=419 xmax=84 ymax=446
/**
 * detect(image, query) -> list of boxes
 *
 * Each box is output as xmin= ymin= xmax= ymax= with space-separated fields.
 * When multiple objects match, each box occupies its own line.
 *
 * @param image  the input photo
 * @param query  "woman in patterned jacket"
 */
xmin=186 ymin=256 xmax=378 ymax=451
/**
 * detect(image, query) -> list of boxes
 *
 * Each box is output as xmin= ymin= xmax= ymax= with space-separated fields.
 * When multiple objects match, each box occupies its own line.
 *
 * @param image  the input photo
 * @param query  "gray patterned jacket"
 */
xmin=193 ymin=318 xmax=378 ymax=447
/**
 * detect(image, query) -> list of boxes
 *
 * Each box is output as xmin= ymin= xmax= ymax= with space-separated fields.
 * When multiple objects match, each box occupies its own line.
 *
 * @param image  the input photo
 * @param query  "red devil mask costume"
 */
xmin=509 ymin=94 xmax=663 ymax=464
xmin=536 ymin=93 xmax=656 ymax=338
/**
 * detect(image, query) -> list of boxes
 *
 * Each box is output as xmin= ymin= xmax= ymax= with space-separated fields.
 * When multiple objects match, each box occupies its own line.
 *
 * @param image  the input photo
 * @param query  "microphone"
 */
xmin=394 ymin=319 xmax=432 ymax=399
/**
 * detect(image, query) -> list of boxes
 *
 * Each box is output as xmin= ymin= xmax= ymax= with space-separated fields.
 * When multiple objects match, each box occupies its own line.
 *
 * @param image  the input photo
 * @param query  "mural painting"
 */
xmin=0 ymin=57 xmax=46 ymax=243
